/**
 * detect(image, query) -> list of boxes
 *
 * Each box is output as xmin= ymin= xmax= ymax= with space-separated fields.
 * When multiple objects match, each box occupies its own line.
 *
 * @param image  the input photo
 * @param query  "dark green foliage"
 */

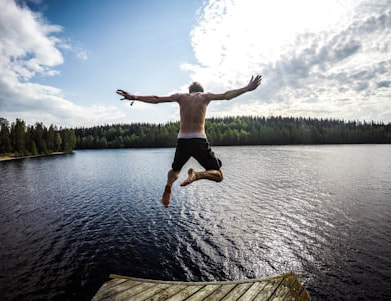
xmin=0 ymin=118 xmax=12 ymax=154
xmin=0 ymin=118 xmax=76 ymax=156
xmin=74 ymin=116 xmax=391 ymax=149
xmin=74 ymin=122 xmax=179 ymax=149
xmin=11 ymin=119 xmax=26 ymax=155
xmin=1 ymin=116 xmax=389 ymax=155
xmin=205 ymin=116 xmax=391 ymax=145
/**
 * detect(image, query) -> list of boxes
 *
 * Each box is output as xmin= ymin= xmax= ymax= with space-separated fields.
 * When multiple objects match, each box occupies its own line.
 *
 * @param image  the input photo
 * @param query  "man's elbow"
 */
xmin=150 ymin=96 xmax=162 ymax=104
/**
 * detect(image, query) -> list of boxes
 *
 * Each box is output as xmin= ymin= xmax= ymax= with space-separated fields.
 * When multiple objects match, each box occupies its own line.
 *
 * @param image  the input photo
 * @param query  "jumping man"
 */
xmin=116 ymin=74 xmax=262 ymax=208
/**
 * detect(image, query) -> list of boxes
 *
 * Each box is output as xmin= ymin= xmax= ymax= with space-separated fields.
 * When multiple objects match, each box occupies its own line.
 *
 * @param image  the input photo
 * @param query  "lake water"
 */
xmin=1 ymin=145 xmax=391 ymax=300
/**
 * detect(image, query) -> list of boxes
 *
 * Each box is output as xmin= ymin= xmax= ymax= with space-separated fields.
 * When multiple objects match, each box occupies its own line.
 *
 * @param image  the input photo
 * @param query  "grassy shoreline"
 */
xmin=0 ymin=152 xmax=70 ymax=162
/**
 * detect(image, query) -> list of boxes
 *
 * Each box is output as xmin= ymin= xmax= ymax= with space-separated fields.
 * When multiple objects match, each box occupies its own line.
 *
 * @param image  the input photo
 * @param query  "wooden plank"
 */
xmin=297 ymin=288 xmax=311 ymax=301
xmin=238 ymin=281 xmax=268 ymax=301
xmin=92 ymin=278 xmax=128 ymax=300
xmin=269 ymin=277 xmax=294 ymax=300
xmin=203 ymin=283 xmax=236 ymax=301
xmin=221 ymin=283 xmax=252 ymax=301
xmin=106 ymin=282 xmax=157 ymax=300
xmin=144 ymin=285 xmax=188 ymax=301
xmin=127 ymin=283 xmax=171 ymax=301
xmin=253 ymin=278 xmax=284 ymax=301
xmin=165 ymin=285 xmax=203 ymax=301
xmin=108 ymin=273 xmax=290 ymax=286
xmin=94 ymin=280 xmax=140 ymax=300
xmin=282 ymin=278 xmax=302 ymax=301
xmin=97 ymin=278 xmax=127 ymax=292
xmin=185 ymin=284 xmax=221 ymax=301
xmin=92 ymin=273 xmax=311 ymax=301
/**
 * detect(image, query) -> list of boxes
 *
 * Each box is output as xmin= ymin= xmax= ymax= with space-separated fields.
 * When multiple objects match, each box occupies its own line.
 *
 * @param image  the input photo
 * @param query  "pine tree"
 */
xmin=0 ymin=118 xmax=12 ymax=154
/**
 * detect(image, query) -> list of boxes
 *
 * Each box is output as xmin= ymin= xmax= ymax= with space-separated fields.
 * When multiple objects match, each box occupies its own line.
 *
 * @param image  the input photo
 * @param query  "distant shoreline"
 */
xmin=0 ymin=152 xmax=70 ymax=162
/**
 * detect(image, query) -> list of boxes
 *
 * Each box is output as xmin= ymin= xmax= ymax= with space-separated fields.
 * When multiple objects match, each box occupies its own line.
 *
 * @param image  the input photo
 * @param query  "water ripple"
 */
xmin=1 ymin=146 xmax=391 ymax=300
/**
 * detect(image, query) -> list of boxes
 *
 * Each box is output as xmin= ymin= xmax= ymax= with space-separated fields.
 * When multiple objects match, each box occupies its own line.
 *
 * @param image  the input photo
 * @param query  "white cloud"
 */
xmin=58 ymin=39 xmax=89 ymax=61
xmin=0 ymin=0 xmax=112 ymax=127
xmin=187 ymin=0 xmax=391 ymax=122
xmin=0 ymin=0 xmax=63 ymax=77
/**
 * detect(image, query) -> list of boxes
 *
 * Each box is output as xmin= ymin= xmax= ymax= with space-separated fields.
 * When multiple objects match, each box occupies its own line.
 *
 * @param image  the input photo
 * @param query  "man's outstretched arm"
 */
xmin=116 ymin=90 xmax=180 ymax=104
xmin=207 ymin=75 xmax=262 ymax=101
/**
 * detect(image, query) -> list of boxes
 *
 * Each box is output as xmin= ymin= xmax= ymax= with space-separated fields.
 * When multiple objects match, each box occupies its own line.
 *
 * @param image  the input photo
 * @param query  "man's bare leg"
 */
xmin=180 ymin=168 xmax=223 ymax=186
xmin=162 ymin=169 xmax=179 ymax=208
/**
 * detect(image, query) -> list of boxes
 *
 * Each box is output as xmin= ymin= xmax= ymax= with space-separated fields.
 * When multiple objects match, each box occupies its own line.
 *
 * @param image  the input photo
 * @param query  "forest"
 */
xmin=2 ymin=116 xmax=390 ymax=157
xmin=0 ymin=118 xmax=76 ymax=157
xmin=73 ymin=116 xmax=391 ymax=149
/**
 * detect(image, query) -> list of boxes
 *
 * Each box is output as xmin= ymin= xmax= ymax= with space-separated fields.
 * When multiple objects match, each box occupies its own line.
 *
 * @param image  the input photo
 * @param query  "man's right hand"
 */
xmin=116 ymin=89 xmax=135 ymax=100
xmin=116 ymin=89 xmax=137 ymax=106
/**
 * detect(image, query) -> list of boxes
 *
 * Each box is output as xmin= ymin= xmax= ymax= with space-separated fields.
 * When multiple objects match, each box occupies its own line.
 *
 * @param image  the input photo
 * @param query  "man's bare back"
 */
xmin=116 ymin=75 xmax=262 ymax=207
xmin=176 ymin=92 xmax=210 ymax=135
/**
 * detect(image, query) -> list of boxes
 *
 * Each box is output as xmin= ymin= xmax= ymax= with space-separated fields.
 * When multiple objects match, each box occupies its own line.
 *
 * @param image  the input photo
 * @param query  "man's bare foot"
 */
xmin=180 ymin=168 xmax=197 ymax=186
xmin=162 ymin=185 xmax=171 ymax=208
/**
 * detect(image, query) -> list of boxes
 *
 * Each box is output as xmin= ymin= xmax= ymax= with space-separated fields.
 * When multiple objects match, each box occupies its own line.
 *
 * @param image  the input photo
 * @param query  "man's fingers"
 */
xmin=254 ymin=75 xmax=262 ymax=84
xmin=116 ymin=89 xmax=127 ymax=96
xmin=247 ymin=74 xmax=262 ymax=90
xmin=250 ymin=74 xmax=262 ymax=85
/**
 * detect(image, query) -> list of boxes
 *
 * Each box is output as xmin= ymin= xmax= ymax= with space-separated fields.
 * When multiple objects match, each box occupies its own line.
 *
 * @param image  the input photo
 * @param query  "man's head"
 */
xmin=189 ymin=82 xmax=204 ymax=93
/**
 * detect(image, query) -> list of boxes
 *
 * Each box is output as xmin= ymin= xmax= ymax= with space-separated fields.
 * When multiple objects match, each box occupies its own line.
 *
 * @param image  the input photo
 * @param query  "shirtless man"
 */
xmin=116 ymin=74 xmax=262 ymax=207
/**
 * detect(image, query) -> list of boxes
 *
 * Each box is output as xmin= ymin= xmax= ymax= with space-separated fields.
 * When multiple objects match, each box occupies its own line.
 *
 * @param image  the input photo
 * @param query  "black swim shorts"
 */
xmin=171 ymin=138 xmax=222 ymax=172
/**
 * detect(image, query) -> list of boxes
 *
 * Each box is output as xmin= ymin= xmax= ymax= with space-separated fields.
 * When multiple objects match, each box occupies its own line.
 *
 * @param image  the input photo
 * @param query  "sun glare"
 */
xmin=193 ymin=0 xmax=356 ymax=66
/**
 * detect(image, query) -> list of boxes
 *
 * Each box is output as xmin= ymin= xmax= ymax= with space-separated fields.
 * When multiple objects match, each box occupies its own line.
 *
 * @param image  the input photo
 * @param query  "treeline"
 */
xmin=206 ymin=116 xmax=391 ymax=145
xmin=2 ymin=116 xmax=389 ymax=156
xmin=74 ymin=116 xmax=391 ymax=149
xmin=75 ymin=122 xmax=179 ymax=149
xmin=0 ymin=118 xmax=76 ymax=157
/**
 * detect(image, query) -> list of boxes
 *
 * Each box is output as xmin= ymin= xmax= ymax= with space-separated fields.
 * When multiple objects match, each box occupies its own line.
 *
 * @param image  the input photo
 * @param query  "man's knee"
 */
xmin=168 ymin=169 xmax=180 ymax=182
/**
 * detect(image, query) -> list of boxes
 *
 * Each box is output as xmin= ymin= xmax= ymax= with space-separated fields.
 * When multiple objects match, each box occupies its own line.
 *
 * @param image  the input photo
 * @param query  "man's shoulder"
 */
xmin=175 ymin=92 xmax=219 ymax=104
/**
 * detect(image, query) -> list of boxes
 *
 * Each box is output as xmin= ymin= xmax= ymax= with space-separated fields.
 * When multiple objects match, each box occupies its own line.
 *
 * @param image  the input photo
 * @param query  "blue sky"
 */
xmin=1 ymin=0 xmax=390 ymax=127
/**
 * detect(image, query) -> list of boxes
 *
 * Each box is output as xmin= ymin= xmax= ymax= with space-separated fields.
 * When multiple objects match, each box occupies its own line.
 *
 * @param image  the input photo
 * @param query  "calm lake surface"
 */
xmin=1 ymin=145 xmax=391 ymax=300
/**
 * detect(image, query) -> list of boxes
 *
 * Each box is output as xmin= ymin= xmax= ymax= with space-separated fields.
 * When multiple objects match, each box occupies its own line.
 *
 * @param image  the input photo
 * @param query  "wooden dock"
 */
xmin=92 ymin=272 xmax=310 ymax=300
